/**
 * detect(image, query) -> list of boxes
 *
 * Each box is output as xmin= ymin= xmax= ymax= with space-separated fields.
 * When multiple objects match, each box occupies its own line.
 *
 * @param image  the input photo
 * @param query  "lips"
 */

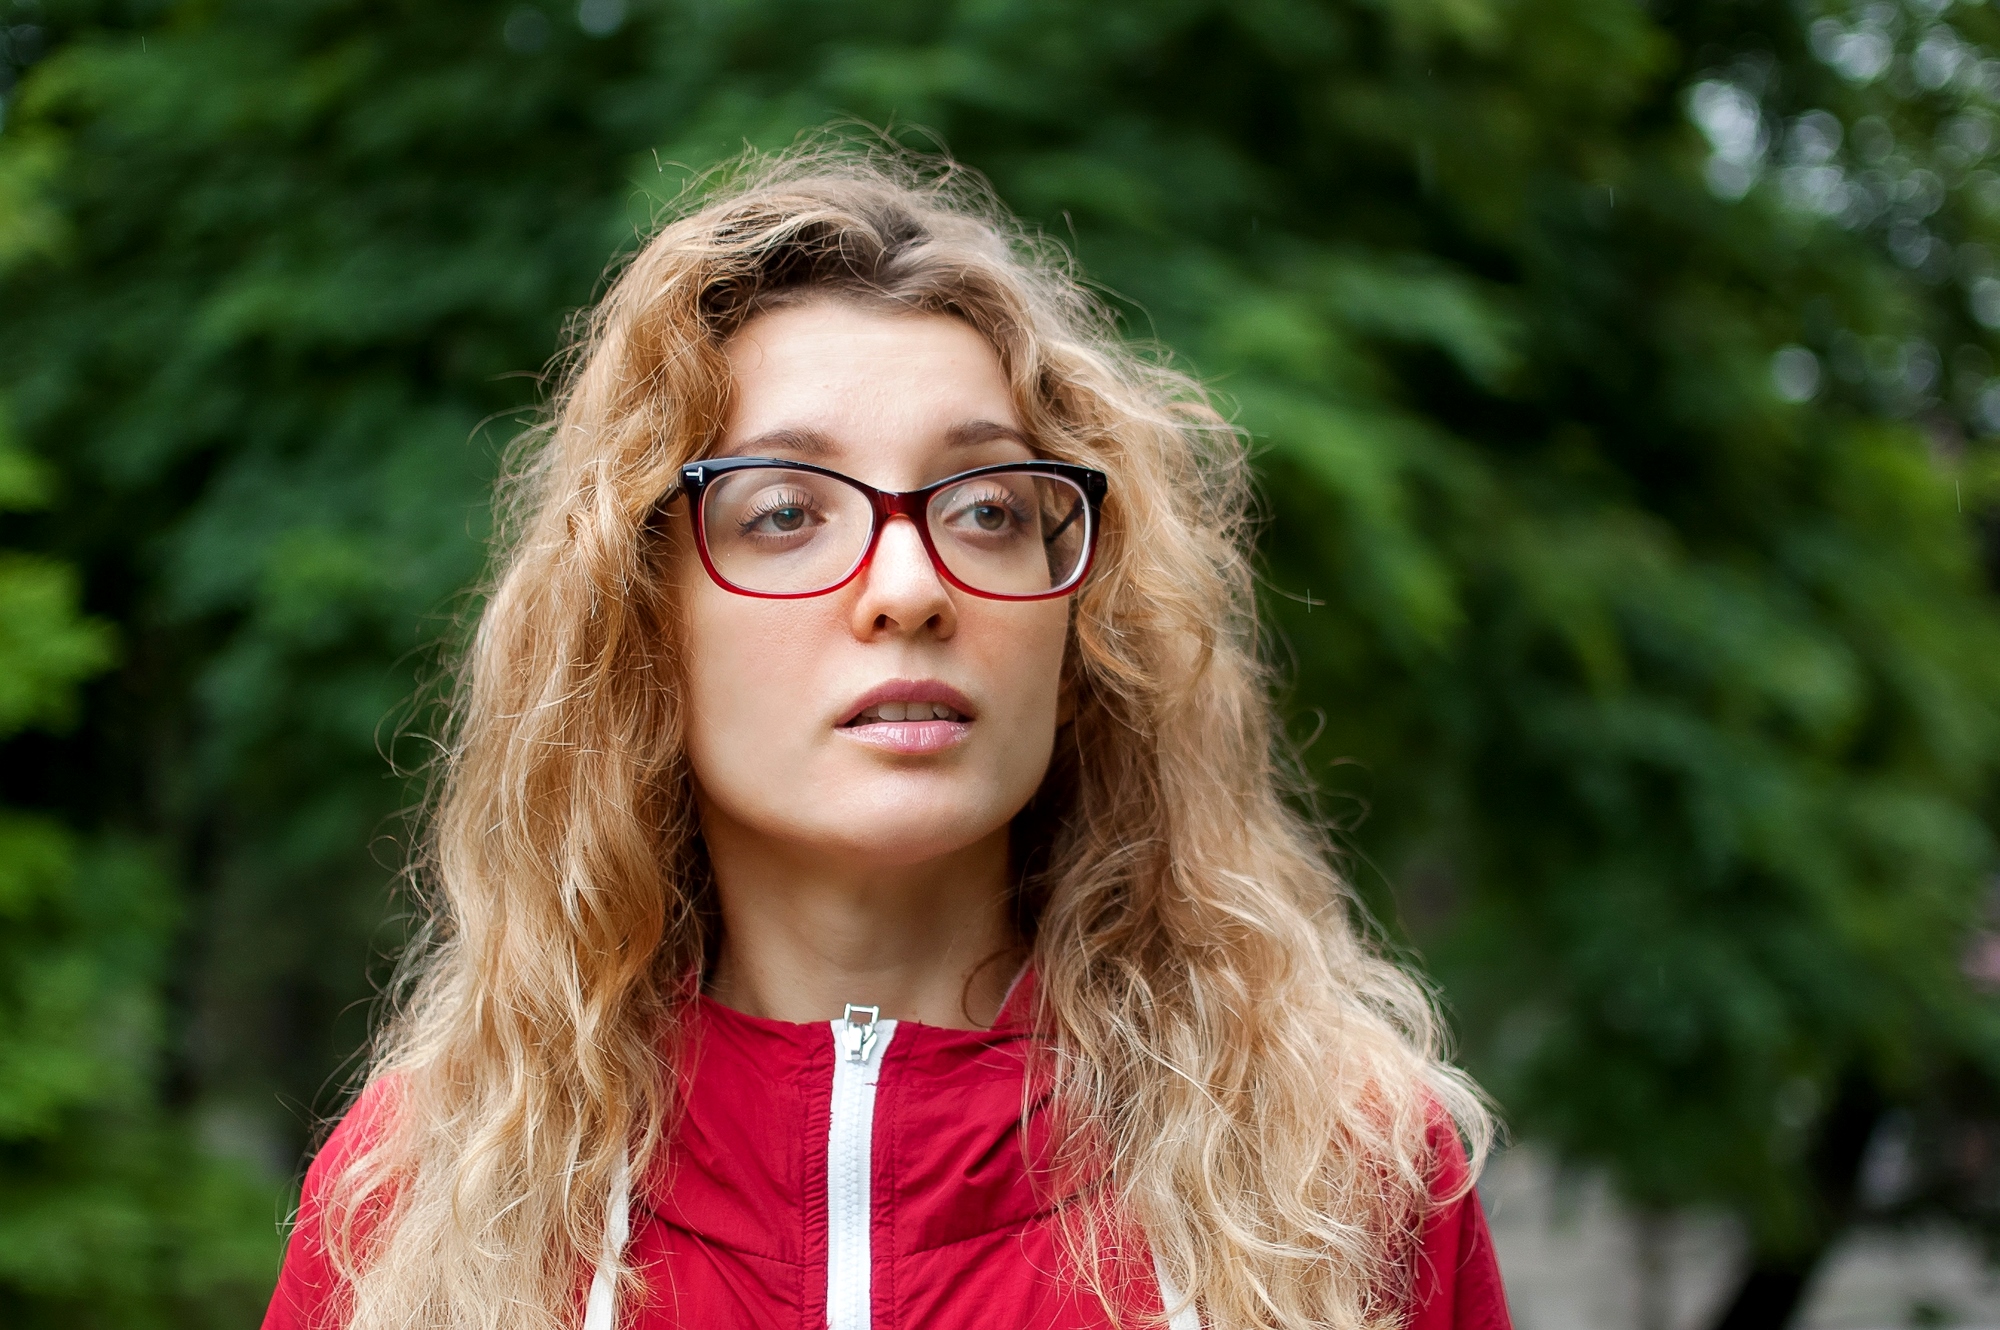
xmin=839 ymin=680 xmax=978 ymax=728
xmin=849 ymin=700 xmax=969 ymax=724
xmin=838 ymin=680 xmax=976 ymax=755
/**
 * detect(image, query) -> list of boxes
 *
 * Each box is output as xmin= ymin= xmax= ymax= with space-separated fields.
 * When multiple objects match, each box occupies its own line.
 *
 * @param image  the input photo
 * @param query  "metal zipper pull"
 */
xmin=839 ymin=1003 xmax=880 ymax=1064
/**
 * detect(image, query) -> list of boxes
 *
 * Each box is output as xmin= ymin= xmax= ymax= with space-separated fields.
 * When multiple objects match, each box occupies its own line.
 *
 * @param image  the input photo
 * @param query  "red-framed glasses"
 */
xmin=672 ymin=457 xmax=1109 ymax=600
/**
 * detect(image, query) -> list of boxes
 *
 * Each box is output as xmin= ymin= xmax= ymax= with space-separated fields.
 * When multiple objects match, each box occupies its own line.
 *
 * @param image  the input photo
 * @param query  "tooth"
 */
xmin=879 ymin=702 xmax=907 ymax=722
xmin=932 ymin=703 xmax=952 ymax=720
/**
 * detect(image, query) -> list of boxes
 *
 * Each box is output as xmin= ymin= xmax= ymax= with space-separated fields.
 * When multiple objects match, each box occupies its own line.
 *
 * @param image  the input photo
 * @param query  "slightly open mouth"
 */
xmin=843 ymin=702 xmax=970 ymax=726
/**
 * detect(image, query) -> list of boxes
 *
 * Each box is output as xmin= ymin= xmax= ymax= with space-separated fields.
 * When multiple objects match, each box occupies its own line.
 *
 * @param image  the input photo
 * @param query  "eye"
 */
xmin=738 ymin=488 xmax=823 ymax=537
xmin=942 ymin=486 xmax=1032 ymax=535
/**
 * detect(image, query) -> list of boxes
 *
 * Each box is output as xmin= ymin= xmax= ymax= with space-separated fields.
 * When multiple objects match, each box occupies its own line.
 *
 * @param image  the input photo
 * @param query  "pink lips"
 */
xmin=838 ymin=678 xmax=976 ymax=756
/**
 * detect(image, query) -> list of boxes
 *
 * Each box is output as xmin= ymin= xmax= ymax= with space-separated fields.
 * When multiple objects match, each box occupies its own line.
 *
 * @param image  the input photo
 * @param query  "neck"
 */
xmin=700 ymin=818 xmax=1024 ymax=1030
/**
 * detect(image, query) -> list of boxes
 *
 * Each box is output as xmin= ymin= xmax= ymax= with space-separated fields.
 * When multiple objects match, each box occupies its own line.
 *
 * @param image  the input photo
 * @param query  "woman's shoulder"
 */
xmin=307 ymin=1076 xmax=399 ymax=1187
xmin=260 ymin=1077 xmax=401 ymax=1330
xmin=1406 ymin=1111 xmax=1512 ymax=1330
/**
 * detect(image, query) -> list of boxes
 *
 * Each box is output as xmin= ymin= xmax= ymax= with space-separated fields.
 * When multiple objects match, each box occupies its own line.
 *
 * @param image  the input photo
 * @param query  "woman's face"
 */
xmin=680 ymin=302 xmax=1071 ymax=869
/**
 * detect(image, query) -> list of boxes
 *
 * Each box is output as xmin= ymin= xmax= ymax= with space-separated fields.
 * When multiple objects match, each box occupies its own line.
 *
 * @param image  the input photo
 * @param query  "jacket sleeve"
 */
xmin=262 ymin=1079 xmax=397 ymax=1330
xmin=1403 ymin=1116 xmax=1513 ymax=1330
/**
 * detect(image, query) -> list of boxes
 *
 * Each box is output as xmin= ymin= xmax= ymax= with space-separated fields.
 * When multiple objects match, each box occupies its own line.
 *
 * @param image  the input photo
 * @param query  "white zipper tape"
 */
xmin=826 ymin=1010 xmax=898 ymax=1330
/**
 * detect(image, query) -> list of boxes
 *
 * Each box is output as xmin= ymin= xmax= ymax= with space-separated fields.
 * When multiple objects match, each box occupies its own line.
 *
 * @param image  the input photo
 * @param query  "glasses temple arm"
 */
xmin=1042 ymin=498 xmax=1085 ymax=548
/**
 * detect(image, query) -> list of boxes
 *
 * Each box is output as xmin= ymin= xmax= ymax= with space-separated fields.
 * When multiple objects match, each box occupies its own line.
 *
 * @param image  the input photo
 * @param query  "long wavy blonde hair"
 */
xmin=324 ymin=143 xmax=1490 ymax=1330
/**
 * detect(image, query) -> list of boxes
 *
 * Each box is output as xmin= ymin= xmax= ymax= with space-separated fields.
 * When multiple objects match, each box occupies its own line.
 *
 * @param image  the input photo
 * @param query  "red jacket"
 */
xmin=265 ymin=977 xmax=1510 ymax=1329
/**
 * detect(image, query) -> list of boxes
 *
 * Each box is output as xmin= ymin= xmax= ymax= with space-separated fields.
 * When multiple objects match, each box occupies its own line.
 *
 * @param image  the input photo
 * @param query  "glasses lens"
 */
xmin=927 ymin=470 xmax=1093 ymax=597
xmin=699 ymin=467 xmax=873 ymax=595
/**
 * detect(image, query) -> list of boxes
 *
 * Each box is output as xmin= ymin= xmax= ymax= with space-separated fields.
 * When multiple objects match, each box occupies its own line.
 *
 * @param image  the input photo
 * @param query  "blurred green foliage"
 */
xmin=0 ymin=408 xmax=270 ymax=1326
xmin=1 ymin=0 xmax=1998 ymax=1324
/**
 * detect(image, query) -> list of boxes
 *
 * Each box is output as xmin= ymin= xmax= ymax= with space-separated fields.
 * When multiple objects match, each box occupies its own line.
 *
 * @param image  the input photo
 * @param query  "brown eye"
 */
xmin=972 ymin=503 xmax=1009 ymax=531
xmin=735 ymin=488 xmax=824 ymax=539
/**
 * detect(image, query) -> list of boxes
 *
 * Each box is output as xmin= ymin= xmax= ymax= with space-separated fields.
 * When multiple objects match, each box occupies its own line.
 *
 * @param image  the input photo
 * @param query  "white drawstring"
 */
xmin=1154 ymin=1253 xmax=1203 ymax=1330
xmin=581 ymin=1149 xmax=631 ymax=1330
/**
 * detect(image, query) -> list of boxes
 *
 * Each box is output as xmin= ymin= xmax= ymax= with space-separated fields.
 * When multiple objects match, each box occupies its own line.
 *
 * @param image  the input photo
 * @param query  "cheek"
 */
xmin=988 ymin=608 xmax=1071 ymax=811
xmin=680 ymin=588 xmax=824 ymax=780
xmin=983 ymin=604 xmax=1071 ymax=741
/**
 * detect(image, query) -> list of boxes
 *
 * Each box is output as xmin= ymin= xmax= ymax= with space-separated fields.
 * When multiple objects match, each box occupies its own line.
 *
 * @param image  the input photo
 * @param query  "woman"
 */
xmin=262 ymin=149 xmax=1509 ymax=1330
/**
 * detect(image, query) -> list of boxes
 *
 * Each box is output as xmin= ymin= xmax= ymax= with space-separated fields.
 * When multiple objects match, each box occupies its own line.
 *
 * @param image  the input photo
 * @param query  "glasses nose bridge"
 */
xmin=871 ymin=487 xmax=926 ymax=525
xmin=863 ymin=486 xmax=941 ymax=575
xmin=865 ymin=487 xmax=933 ymax=553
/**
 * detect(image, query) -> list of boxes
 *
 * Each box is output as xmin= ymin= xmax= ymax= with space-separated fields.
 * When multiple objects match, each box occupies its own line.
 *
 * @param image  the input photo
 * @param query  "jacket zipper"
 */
xmin=582 ymin=1002 xmax=1198 ymax=1330
xmin=826 ymin=1004 xmax=897 ymax=1330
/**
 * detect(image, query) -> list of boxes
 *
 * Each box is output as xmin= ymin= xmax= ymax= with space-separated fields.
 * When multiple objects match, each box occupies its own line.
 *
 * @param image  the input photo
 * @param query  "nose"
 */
xmin=849 ymin=515 xmax=956 ymax=639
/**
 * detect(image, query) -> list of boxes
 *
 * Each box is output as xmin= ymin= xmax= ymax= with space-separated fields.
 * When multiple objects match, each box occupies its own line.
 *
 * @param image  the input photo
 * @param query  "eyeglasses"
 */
xmin=673 ymin=457 xmax=1108 ymax=600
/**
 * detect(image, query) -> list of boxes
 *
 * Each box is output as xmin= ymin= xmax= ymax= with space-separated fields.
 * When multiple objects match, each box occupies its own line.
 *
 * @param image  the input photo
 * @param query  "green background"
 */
xmin=2 ymin=1 xmax=1998 ymax=1325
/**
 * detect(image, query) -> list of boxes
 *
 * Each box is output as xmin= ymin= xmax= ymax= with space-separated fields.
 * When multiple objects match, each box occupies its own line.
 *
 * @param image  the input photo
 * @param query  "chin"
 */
xmin=804 ymin=793 xmax=1016 ymax=866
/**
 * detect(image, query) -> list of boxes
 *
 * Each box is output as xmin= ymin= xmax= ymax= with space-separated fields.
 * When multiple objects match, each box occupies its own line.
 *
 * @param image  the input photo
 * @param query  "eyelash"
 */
xmin=738 ymin=489 xmax=818 ymax=532
xmin=955 ymin=488 xmax=1031 ymax=517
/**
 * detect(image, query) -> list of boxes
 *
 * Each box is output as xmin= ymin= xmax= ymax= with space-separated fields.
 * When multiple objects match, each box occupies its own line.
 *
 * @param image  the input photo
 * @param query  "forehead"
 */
xmin=717 ymin=303 xmax=1026 ymax=467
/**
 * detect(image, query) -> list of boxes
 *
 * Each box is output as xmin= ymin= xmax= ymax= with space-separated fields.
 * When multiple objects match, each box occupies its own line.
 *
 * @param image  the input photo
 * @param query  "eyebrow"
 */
xmin=718 ymin=426 xmax=836 ymax=459
xmin=720 ymin=419 xmax=1032 ymax=460
xmin=945 ymin=420 xmax=1031 ymax=450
